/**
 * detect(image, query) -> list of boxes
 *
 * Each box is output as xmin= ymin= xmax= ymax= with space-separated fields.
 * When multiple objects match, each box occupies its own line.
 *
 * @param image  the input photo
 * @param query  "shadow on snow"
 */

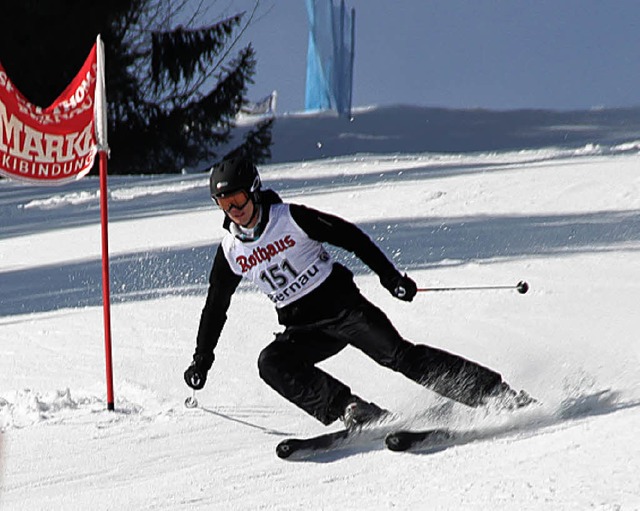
xmin=1 ymin=209 xmax=639 ymax=317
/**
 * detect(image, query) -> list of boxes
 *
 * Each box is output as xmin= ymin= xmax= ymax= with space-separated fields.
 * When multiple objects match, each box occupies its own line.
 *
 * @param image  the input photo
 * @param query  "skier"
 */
xmin=185 ymin=157 xmax=533 ymax=429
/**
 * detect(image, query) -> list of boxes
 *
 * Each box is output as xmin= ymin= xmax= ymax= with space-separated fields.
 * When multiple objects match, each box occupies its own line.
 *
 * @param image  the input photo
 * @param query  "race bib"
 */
xmin=222 ymin=204 xmax=333 ymax=307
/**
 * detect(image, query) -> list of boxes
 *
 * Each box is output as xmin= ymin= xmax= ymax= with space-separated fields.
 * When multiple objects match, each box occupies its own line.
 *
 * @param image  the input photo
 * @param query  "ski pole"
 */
xmin=417 ymin=280 xmax=529 ymax=294
xmin=185 ymin=389 xmax=198 ymax=409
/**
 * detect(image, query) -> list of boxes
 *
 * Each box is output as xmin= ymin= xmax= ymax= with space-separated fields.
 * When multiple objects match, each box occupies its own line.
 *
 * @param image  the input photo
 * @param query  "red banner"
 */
xmin=0 ymin=44 xmax=98 ymax=185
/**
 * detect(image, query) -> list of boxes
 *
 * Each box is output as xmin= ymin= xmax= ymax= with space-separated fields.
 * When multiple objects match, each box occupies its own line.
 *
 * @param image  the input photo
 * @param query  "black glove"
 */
xmin=184 ymin=354 xmax=214 ymax=390
xmin=382 ymin=272 xmax=417 ymax=302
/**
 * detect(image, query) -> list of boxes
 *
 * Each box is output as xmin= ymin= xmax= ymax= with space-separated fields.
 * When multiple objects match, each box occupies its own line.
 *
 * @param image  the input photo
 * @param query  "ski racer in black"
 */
xmin=185 ymin=157 xmax=533 ymax=427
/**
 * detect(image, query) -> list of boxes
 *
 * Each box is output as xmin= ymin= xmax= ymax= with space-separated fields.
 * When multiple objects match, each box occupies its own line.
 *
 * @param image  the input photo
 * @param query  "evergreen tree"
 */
xmin=0 ymin=0 xmax=114 ymax=106
xmin=0 ymin=0 xmax=273 ymax=175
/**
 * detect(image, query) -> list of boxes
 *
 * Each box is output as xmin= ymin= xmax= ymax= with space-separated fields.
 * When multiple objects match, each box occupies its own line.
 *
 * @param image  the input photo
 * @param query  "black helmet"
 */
xmin=209 ymin=157 xmax=261 ymax=200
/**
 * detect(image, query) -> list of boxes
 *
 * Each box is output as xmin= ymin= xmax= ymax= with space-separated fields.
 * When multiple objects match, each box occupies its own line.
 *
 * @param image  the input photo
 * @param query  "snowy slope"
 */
xmin=1 ymin=112 xmax=640 ymax=509
xmin=257 ymin=105 xmax=640 ymax=164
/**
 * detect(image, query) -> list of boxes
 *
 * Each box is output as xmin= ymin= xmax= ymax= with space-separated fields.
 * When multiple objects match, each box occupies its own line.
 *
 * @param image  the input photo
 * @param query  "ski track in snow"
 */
xmin=1 ymin=139 xmax=640 ymax=509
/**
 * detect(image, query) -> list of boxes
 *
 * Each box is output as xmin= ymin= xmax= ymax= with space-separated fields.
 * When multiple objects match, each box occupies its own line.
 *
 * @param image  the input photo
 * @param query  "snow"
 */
xmin=1 ymin=107 xmax=640 ymax=510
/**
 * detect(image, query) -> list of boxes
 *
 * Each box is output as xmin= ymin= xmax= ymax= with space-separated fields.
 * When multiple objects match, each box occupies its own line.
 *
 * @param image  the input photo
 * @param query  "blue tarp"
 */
xmin=305 ymin=0 xmax=355 ymax=116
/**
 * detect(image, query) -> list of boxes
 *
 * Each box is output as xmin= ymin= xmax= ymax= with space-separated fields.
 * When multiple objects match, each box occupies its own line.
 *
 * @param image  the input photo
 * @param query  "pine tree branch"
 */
xmin=207 ymin=1 xmax=259 ymax=77
xmin=151 ymin=14 xmax=243 ymax=90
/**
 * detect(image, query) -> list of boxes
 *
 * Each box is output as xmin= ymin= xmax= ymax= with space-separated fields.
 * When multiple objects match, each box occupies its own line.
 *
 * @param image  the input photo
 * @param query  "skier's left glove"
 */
xmin=381 ymin=272 xmax=417 ymax=302
xmin=184 ymin=353 xmax=214 ymax=390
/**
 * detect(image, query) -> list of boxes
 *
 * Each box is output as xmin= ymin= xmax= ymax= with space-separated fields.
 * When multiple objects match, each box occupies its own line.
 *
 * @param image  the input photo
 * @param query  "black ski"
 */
xmin=276 ymin=426 xmax=456 ymax=459
xmin=384 ymin=428 xmax=455 ymax=452
xmin=276 ymin=426 xmax=389 ymax=460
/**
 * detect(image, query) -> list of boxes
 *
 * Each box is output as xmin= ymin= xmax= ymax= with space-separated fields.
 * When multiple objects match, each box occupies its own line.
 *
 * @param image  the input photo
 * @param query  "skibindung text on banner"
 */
xmin=0 ymin=44 xmax=99 ymax=185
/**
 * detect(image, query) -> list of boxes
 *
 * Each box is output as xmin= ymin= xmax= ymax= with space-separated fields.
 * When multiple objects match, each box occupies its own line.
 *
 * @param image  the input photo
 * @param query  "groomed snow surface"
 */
xmin=1 ymin=142 xmax=639 ymax=509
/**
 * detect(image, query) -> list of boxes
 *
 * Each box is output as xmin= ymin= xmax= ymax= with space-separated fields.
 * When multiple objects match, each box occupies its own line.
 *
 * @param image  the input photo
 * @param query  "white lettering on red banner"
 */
xmin=0 ymin=44 xmax=99 ymax=185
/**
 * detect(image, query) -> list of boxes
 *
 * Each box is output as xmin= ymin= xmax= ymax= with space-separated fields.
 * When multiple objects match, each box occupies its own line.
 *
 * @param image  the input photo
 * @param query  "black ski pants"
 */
xmin=258 ymin=295 xmax=503 ymax=425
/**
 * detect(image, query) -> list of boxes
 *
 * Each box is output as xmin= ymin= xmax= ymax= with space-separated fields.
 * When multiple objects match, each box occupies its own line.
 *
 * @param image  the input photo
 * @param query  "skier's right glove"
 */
xmin=184 ymin=354 xmax=214 ymax=390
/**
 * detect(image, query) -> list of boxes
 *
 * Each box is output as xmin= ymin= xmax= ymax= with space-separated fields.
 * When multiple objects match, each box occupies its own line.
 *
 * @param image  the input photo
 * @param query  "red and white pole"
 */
xmin=95 ymin=35 xmax=114 ymax=411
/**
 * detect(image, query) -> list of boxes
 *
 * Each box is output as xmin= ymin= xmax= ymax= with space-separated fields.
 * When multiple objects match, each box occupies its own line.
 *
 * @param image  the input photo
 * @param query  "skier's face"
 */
xmin=217 ymin=190 xmax=256 ymax=227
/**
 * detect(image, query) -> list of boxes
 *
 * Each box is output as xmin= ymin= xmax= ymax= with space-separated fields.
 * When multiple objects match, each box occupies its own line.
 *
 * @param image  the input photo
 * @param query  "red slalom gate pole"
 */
xmin=99 ymin=149 xmax=115 ymax=411
xmin=95 ymin=34 xmax=114 ymax=412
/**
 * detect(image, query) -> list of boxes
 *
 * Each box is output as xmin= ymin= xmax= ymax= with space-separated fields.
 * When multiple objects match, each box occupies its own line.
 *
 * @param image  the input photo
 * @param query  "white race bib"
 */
xmin=222 ymin=204 xmax=333 ymax=307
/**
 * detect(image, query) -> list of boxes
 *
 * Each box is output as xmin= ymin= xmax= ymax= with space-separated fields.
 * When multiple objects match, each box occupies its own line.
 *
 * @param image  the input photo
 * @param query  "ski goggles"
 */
xmin=214 ymin=189 xmax=251 ymax=212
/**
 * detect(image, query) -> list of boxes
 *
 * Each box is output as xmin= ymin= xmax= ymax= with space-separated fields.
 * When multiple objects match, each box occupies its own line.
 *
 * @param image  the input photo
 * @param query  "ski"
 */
xmin=276 ymin=426 xmax=389 ymax=460
xmin=276 ymin=426 xmax=455 ymax=459
xmin=384 ymin=428 xmax=455 ymax=452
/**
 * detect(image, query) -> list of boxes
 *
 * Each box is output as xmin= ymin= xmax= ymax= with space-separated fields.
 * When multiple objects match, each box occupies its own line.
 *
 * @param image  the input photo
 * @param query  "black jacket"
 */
xmin=194 ymin=190 xmax=402 ymax=362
